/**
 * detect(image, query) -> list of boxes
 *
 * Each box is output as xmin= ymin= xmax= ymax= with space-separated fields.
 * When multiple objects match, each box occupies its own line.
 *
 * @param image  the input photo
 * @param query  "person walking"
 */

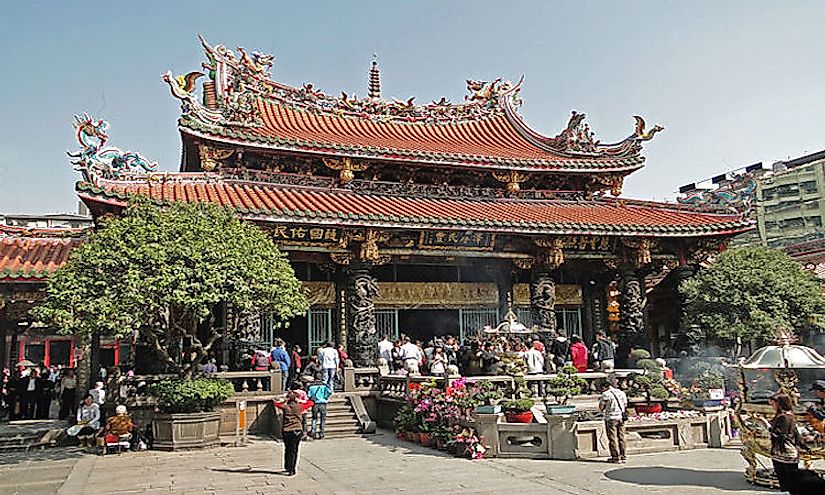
xmin=767 ymin=393 xmax=802 ymax=493
xmin=591 ymin=332 xmax=616 ymax=371
xmin=307 ymin=378 xmax=332 ymax=439
xmin=270 ymin=340 xmax=291 ymax=392
xmin=317 ymin=342 xmax=339 ymax=390
xmin=569 ymin=336 xmax=589 ymax=373
xmin=275 ymin=389 xmax=306 ymax=476
xmin=598 ymin=379 xmax=628 ymax=463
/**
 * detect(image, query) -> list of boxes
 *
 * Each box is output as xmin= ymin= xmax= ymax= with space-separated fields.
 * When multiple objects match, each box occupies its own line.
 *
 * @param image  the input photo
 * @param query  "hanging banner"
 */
xmin=375 ymin=282 xmax=499 ymax=308
xmin=303 ymin=281 xmax=336 ymax=307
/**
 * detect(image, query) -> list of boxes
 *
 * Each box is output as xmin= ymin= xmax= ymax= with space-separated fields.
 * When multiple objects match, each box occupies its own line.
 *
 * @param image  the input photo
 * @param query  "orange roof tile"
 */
xmin=0 ymin=228 xmax=85 ymax=281
xmin=77 ymin=175 xmax=752 ymax=238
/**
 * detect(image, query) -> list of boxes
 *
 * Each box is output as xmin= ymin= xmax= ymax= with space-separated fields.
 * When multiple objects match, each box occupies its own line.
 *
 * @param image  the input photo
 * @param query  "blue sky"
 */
xmin=2 ymin=1 xmax=825 ymax=213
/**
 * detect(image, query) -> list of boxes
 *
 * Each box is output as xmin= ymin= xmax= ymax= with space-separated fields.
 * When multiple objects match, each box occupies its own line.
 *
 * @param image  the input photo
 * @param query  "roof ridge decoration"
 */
xmin=162 ymin=36 xmax=524 ymax=128
xmin=502 ymin=103 xmax=664 ymax=159
xmin=0 ymin=224 xmax=90 ymax=239
xmin=68 ymin=114 xmax=158 ymax=184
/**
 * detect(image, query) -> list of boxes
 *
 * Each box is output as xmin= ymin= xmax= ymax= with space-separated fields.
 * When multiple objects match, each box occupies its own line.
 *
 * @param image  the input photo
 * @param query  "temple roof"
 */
xmin=162 ymin=37 xmax=663 ymax=175
xmin=76 ymin=174 xmax=753 ymax=238
xmin=0 ymin=226 xmax=86 ymax=282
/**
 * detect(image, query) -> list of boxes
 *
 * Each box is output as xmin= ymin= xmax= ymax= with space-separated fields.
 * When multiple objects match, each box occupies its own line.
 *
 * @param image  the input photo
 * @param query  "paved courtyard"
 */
xmin=1 ymin=432 xmax=775 ymax=495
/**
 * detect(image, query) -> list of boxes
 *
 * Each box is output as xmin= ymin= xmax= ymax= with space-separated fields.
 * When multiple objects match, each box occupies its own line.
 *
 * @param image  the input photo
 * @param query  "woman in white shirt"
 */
xmin=67 ymin=393 xmax=101 ymax=446
xmin=429 ymin=347 xmax=447 ymax=376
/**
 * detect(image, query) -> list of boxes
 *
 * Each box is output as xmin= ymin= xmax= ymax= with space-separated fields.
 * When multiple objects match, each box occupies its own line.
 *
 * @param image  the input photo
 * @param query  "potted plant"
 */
xmin=149 ymin=378 xmax=234 ymax=450
xmin=627 ymin=373 xmax=669 ymax=414
xmin=501 ymin=398 xmax=535 ymax=423
xmin=471 ymin=380 xmax=504 ymax=414
xmin=545 ymin=365 xmax=587 ymax=414
xmin=692 ymin=369 xmax=725 ymax=407
xmin=393 ymin=403 xmax=416 ymax=440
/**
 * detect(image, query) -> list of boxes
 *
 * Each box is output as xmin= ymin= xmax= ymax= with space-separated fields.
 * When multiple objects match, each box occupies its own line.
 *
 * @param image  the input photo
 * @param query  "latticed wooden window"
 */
xmin=375 ymin=309 xmax=399 ymax=339
xmin=307 ymin=308 xmax=333 ymax=354
xmin=459 ymin=308 xmax=499 ymax=341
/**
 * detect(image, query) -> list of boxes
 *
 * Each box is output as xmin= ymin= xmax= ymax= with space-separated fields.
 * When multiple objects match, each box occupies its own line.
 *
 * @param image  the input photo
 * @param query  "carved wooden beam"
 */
xmin=492 ymin=170 xmax=530 ymax=194
xmin=534 ymin=238 xmax=565 ymax=270
xmin=198 ymin=144 xmax=235 ymax=172
xmin=322 ymin=157 xmax=368 ymax=184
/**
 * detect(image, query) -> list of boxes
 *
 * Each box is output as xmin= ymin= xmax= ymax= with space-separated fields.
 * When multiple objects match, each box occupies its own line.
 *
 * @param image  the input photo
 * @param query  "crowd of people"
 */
xmin=373 ymin=330 xmax=620 ymax=378
xmin=1 ymin=365 xmax=79 ymax=421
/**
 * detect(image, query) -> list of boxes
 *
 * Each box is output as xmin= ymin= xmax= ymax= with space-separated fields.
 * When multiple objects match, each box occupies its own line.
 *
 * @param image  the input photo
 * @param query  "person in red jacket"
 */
xmin=569 ymin=335 xmax=589 ymax=373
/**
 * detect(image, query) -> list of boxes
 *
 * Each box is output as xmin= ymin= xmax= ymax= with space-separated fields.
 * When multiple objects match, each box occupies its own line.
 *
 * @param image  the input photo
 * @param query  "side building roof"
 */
xmin=0 ymin=225 xmax=87 ymax=282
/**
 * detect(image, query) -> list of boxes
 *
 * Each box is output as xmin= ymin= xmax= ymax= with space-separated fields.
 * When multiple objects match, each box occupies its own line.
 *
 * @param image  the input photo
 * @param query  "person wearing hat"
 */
xmin=103 ymin=405 xmax=134 ymax=437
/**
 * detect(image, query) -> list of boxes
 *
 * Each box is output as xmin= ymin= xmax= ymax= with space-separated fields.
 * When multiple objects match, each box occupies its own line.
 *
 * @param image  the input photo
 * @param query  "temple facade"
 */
xmin=14 ymin=38 xmax=753 ymax=368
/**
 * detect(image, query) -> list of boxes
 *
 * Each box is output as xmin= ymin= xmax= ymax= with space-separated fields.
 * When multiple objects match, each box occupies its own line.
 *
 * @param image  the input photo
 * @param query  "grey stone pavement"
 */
xmin=1 ymin=432 xmax=779 ymax=495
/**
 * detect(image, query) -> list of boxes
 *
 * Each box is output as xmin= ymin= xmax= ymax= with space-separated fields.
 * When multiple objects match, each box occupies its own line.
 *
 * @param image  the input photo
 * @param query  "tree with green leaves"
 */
xmin=31 ymin=200 xmax=308 ymax=377
xmin=680 ymin=246 xmax=825 ymax=346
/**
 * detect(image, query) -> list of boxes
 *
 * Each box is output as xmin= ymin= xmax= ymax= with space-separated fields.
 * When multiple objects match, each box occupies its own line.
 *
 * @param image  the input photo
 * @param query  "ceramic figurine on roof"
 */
xmin=68 ymin=114 xmax=158 ymax=183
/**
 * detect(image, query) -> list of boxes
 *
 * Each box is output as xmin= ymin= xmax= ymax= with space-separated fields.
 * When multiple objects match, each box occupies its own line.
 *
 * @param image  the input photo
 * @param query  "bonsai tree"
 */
xmin=469 ymin=380 xmax=504 ymax=407
xmin=681 ymin=247 xmax=825 ymax=350
xmin=31 ymin=200 xmax=309 ymax=377
xmin=546 ymin=365 xmax=587 ymax=405
xmin=627 ymin=373 xmax=669 ymax=402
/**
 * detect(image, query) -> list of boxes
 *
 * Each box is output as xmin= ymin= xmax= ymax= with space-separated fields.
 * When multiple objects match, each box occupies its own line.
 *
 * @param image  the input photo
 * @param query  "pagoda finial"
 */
xmin=368 ymin=54 xmax=381 ymax=100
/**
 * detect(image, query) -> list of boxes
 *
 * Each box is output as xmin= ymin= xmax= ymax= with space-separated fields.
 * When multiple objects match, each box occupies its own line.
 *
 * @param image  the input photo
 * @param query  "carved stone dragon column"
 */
xmin=347 ymin=260 xmax=379 ymax=366
xmin=617 ymin=238 xmax=652 ymax=364
xmin=672 ymin=263 xmax=702 ymax=357
xmin=530 ymin=239 xmax=564 ymax=335
xmin=344 ymin=229 xmax=387 ymax=366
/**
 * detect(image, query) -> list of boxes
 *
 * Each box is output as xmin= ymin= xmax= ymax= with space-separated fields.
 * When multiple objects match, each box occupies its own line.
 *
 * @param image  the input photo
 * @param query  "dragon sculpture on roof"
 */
xmin=68 ymin=114 xmax=158 ymax=183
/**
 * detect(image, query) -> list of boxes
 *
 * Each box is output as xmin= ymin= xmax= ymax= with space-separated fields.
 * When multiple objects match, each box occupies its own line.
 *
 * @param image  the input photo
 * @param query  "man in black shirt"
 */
xmin=592 ymin=332 xmax=616 ymax=371
xmin=477 ymin=342 xmax=500 ymax=376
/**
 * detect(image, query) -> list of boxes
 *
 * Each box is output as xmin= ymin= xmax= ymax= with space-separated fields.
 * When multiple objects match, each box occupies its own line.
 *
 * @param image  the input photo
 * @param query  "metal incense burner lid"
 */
xmin=740 ymin=344 xmax=825 ymax=369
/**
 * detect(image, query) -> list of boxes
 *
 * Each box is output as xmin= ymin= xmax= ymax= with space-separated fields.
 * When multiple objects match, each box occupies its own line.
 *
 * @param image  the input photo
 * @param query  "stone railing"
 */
xmin=474 ymin=409 xmax=731 ymax=459
xmin=343 ymin=367 xmax=381 ymax=393
xmin=214 ymin=370 xmax=283 ymax=396
xmin=524 ymin=369 xmax=643 ymax=397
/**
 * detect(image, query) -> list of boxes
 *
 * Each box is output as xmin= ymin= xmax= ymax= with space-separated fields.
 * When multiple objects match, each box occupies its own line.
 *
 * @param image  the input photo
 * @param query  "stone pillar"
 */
xmin=672 ymin=264 xmax=703 ymax=357
xmin=617 ymin=265 xmax=646 ymax=365
xmin=347 ymin=260 xmax=379 ymax=366
xmin=530 ymin=238 xmax=564 ymax=336
xmin=90 ymin=331 xmax=101 ymax=387
xmin=530 ymin=269 xmax=557 ymax=334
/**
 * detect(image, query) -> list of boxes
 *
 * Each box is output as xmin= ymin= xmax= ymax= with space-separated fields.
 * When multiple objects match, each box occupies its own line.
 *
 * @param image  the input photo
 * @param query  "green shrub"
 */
xmin=501 ymin=398 xmax=534 ymax=412
xmin=150 ymin=379 xmax=234 ymax=414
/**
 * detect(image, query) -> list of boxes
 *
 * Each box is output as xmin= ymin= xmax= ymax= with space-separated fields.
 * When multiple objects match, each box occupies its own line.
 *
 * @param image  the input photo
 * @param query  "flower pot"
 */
xmin=475 ymin=405 xmax=502 ymax=414
xmin=504 ymin=411 xmax=534 ymax=423
xmin=434 ymin=437 xmax=446 ymax=450
xmin=404 ymin=431 xmax=416 ymax=442
xmin=546 ymin=404 xmax=576 ymax=415
xmin=151 ymin=411 xmax=220 ymax=451
xmin=635 ymin=403 xmax=663 ymax=415
xmin=395 ymin=431 xmax=405 ymax=440
xmin=419 ymin=432 xmax=433 ymax=447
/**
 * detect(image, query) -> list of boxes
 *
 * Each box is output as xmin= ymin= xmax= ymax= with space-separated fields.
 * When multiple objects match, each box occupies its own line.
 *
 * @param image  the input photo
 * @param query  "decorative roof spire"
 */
xmin=368 ymin=54 xmax=381 ymax=100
